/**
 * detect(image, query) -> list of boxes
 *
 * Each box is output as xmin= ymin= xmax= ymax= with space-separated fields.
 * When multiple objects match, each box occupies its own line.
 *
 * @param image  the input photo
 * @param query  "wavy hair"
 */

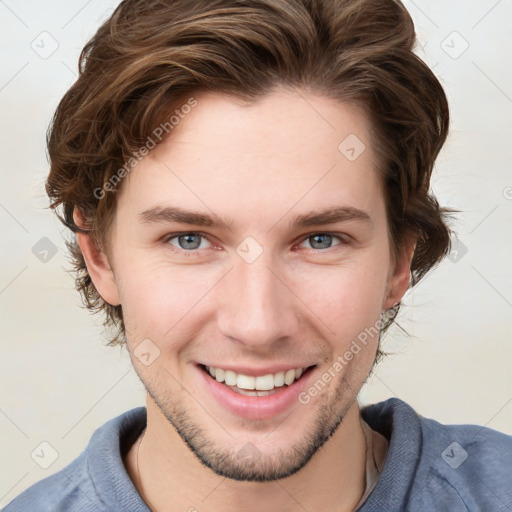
xmin=46 ymin=0 xmax=457 ymax=346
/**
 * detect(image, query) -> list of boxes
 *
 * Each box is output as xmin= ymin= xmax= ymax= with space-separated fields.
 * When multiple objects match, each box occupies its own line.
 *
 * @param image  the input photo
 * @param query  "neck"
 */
xmin=125 ymin=397 xmax=367 ymax=512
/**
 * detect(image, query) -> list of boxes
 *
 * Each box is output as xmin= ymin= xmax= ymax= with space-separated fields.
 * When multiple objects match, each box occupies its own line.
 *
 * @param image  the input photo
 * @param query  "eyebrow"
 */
xmin=138 ymin=205 xmax=372 ymax=231
xmin=288 ymin=206 xmax=372 ymax=228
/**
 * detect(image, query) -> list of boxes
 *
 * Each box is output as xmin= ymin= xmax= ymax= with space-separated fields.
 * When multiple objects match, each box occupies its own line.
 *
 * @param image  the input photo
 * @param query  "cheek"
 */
xmin=295 ymin=265 xmax=387 ymax=400
xmin=292 ymin=261 xmax=387 ymax=338
xmin=115 ymin=257 xmax=220 ymax=341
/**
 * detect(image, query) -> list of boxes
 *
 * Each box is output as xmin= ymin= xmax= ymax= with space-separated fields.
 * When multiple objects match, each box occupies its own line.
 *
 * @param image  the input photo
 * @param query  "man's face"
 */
xmin=101 ymin=88 xmax=409 ymax=481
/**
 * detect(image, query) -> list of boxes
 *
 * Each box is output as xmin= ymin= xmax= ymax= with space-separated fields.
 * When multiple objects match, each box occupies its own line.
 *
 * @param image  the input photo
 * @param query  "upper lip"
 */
xmin=199 ymin=363 xmax=317 ymax=376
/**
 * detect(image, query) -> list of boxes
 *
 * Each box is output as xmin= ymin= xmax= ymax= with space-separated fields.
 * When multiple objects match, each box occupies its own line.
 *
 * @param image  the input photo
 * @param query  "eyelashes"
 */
xmin=163 ymin=231 xmax=351 ymax=256
xmin=165 ymin=232 xmax=212 ymax=252
xmin=297 ymin=233 xmax=348 ymax=250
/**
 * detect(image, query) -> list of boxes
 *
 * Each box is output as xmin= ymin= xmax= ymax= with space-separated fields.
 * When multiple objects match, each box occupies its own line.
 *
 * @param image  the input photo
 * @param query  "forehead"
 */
xmin=151 ymin=88 xmax=374 ymax=170
xmin=118 ymin=88 xmax=384 ymax=230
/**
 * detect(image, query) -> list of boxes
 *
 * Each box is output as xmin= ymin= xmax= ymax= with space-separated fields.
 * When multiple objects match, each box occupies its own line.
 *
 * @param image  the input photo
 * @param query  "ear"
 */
xmin=73 ymin=208 xmax=121 ymax=306
xmin=382 ymin=233 xmax=417 ymax=311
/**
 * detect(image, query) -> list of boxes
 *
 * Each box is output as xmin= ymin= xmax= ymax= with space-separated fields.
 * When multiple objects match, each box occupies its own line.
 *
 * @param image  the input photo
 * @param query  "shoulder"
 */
xmin=2 ymin=451 xmax=104 ymax=512
xmin=413 ymin=413 xmax=512 ymax=510
xmin=3 ymin=407 xmax=147 ymax=512
xmin=361 ymin=398 xmax=512 ymax=511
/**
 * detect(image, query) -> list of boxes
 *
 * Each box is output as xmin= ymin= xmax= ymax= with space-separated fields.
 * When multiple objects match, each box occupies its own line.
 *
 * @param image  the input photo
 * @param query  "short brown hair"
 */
xmin=46 ymin=0 xmax=457 ymax=346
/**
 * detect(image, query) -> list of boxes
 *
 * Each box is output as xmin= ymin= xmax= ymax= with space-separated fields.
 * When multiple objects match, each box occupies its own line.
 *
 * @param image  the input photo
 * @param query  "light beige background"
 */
xmin=1 ymin=0 xmax=511 ymax=506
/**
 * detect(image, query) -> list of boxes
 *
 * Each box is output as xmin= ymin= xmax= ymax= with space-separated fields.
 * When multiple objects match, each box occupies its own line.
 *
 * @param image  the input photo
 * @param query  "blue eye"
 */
xmin=166 ymin=232 xmax=210 ymax=251
xmin=163 ymin=231 xmax=348 ymax=255
xmin=300 ymin=233 xmax=345 ymax=250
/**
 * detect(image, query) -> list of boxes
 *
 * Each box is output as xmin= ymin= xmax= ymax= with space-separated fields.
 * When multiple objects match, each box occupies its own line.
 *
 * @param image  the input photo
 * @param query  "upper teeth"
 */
xmin=206 ymin=366 xmax=306 ymax=390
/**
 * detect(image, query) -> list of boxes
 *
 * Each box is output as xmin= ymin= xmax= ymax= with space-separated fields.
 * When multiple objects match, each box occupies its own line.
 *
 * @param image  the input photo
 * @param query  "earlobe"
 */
xmin=73 ymin=208 xmax=121 ymax=306
xmin=382 ymin=236 xmax=417 ymax=311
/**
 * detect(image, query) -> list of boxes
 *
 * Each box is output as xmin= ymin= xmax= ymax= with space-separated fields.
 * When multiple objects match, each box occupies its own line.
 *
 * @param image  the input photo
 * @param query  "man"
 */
xmin=5 ymin=0 xmax=511 ymax=510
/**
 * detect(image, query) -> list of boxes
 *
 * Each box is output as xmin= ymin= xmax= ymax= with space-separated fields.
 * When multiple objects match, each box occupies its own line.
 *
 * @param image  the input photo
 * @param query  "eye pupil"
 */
xmin=310 ymin=234 xmax=332 ymax=249
xmin=179 ymin=233 xmax=201 ymax=250
xmin=171 ymin=233 xmax=341 ymax=252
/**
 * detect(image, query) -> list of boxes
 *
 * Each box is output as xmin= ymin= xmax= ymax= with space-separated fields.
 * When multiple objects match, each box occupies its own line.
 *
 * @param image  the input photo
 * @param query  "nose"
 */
xmin=217 ymin=251 xmax=301 ymax=351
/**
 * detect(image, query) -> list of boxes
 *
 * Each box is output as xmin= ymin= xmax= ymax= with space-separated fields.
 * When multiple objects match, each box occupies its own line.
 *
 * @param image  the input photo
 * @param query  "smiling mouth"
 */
xmin=199 ymin=364 xmax=316 ymax=397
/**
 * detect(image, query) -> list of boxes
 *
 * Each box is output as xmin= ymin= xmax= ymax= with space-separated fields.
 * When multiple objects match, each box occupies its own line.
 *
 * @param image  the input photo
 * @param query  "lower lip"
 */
xmin=197 ymin=364 xmax=316 ymax=420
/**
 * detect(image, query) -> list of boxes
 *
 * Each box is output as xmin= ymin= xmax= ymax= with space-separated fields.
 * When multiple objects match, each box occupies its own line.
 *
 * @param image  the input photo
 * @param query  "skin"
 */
xmin=77 ymin=87 xmax=415 ymax=511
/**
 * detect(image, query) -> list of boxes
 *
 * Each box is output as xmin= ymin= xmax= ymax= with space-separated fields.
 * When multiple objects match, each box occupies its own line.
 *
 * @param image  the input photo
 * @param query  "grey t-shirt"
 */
xmin=4 ymin=398 xmax=512 ymax=511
